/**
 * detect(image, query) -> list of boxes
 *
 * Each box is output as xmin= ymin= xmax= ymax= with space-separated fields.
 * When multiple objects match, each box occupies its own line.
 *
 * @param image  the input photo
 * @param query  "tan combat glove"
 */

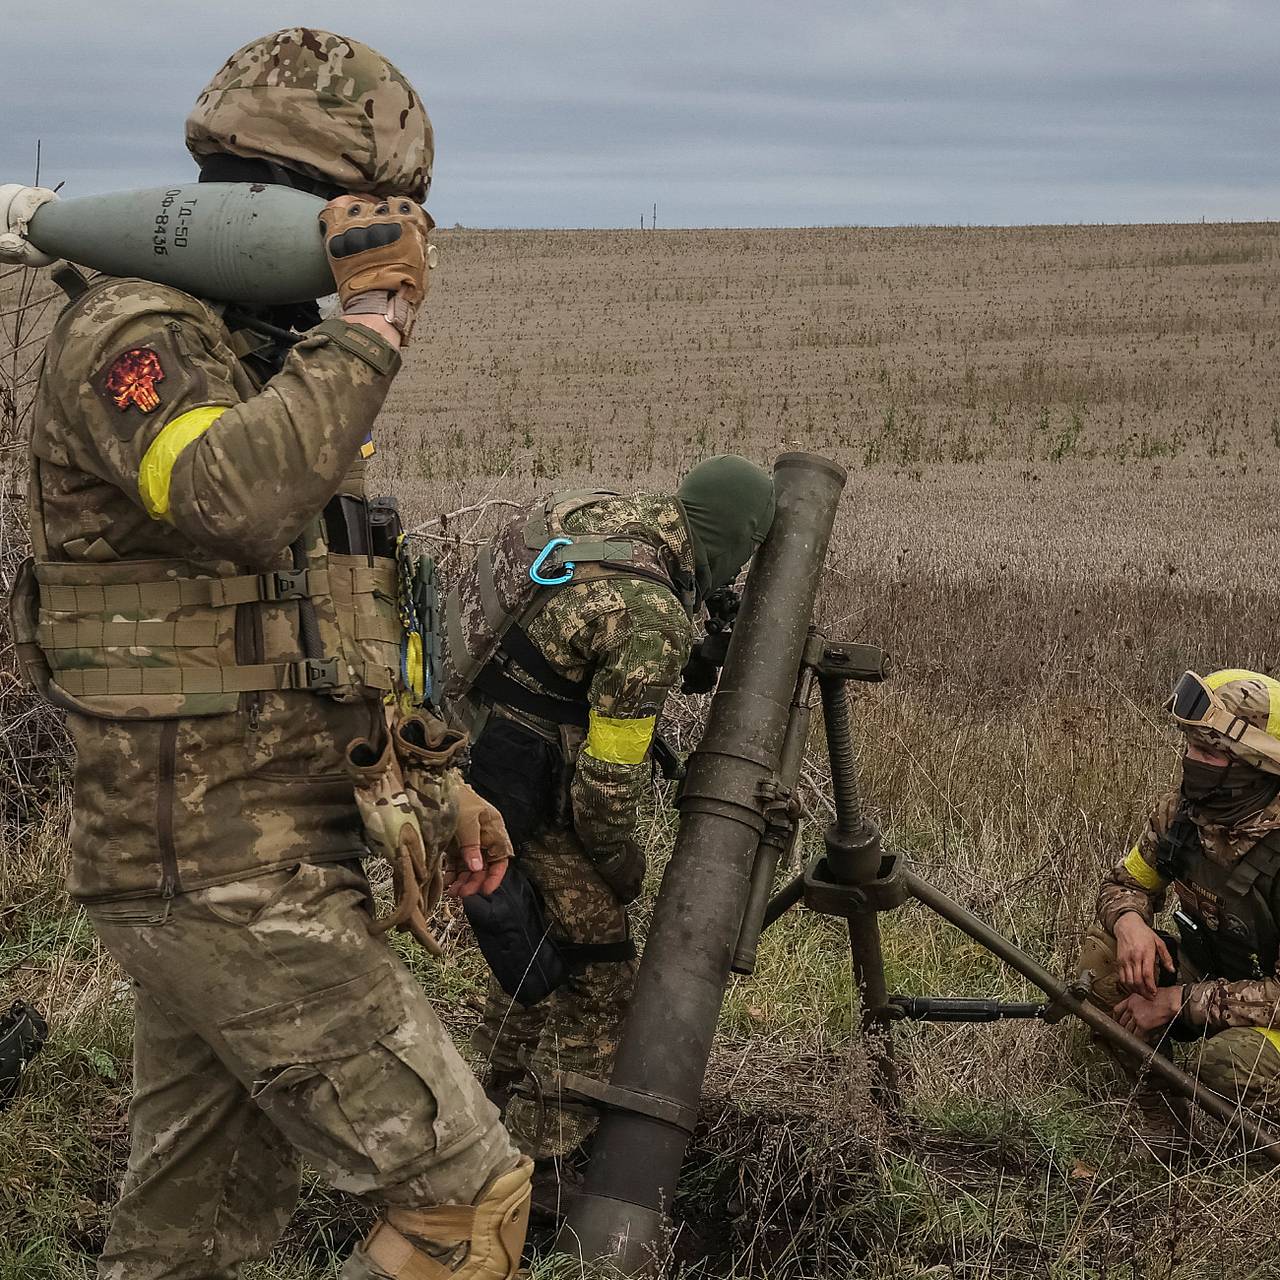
xmin=393 ymin=710 xmax=468 ymax=918
xmin=345 ymin=716 xmax=443 ymax=955
xmin=319 ymin=194 xmax=435 ymax=344
xmin=447 ymin=782 xmax=514 ymax=899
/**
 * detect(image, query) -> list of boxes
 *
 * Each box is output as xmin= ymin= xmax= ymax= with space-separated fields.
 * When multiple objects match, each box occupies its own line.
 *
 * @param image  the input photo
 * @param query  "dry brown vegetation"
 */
xmin=4 ymin=221 xmax=1280 ymax=1278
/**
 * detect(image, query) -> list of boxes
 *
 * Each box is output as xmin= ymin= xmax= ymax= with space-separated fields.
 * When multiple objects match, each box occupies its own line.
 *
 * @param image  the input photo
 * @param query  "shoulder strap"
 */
xmin=499 ymin=624 xmax=589 ymax=704
xmin=523 ymin=490 xmax=620 ymax=551
xmin=1156 ymin=806 xmax=1202 ymax=881
xmin=1226 ymin=828 xmax=1280 ymax=897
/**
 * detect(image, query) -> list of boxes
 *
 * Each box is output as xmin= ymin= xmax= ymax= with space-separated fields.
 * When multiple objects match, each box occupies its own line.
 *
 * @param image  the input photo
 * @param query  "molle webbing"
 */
xmin=1166 ymin=819 xmax=1280 ymax=980
xmin=50 ymin=657 xmax=393 ymax=698
xmin=1225 ymin=834 xmax=1280 ymax=898
xmin=30 ymin=550 xmax=400 ymax=710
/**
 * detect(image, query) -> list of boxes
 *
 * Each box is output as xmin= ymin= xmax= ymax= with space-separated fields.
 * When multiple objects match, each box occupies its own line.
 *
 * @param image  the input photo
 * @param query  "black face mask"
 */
xmin=1180 ymin=759 xmax=1228 ymax=802
xmin=1181 ymin=759 xmax=1280 ymax=824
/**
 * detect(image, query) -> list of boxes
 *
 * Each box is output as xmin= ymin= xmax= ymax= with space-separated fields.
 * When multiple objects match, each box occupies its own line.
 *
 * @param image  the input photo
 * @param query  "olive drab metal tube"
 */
xmin=557 ymin=453 xmax=848 ymax=1274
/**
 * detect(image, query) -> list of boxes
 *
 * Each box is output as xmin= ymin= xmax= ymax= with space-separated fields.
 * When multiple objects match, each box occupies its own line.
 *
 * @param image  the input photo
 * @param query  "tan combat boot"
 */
xmin=347 ymin=1157 xmax=533 ymax=1279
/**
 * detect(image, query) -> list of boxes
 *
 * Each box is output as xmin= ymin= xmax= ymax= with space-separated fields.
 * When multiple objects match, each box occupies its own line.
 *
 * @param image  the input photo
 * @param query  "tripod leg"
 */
xmin=847 ymin=910 xmax=900 ymax=1105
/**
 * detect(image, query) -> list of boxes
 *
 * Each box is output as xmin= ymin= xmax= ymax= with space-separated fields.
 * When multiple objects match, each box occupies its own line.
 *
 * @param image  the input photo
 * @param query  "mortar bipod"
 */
xmin=745 ymin=631 xmax=1280 ymax=1167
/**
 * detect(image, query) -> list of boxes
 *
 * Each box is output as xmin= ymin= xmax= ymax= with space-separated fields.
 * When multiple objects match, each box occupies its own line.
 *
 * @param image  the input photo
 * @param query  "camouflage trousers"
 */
xmin=1078 ymin=921 xmax=1280 ymax=1110
xmin=471 ymin=828 xmax=637 ymax=1160
xmin=87 ymin=860 xmax=519 ymax=1280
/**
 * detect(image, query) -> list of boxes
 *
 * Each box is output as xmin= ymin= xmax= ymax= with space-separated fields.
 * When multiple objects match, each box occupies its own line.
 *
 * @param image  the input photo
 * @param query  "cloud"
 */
xmin=2 ymin=0 xmax=1278 ymax=226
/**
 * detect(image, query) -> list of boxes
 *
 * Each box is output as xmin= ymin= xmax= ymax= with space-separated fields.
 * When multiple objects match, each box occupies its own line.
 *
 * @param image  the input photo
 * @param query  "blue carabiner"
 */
xmin=530 ymin=537 xmax=576 ymax=586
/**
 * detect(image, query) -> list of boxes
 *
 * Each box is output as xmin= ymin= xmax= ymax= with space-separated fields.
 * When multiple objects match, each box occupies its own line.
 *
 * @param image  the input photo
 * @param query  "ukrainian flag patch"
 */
xmin=360 ymin=432 xmax=376 ymax=459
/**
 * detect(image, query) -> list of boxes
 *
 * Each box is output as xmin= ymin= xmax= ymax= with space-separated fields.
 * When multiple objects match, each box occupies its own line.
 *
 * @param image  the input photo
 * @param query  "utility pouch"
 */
xmin=394 ymin=710 xmax=468 ymax=859
xmin=7 ymin=557 xmax=53 ymax=700
xmin=346 ymin=713 xmax=442 ymax=955
xmin=1155 ymin=929 xmax=1181 ymax=986
xmin=463 ymin=861 xmax=569 ymax=1007
xmin=469 ymin=718 xmax=562 ymax=848
xmin=0 ymin=1000 xmax=48 ymax=1110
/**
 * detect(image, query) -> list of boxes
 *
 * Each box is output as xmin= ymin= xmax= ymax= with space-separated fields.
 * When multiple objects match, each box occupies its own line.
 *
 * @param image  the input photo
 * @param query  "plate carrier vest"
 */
xmin=444 ymin=490 xmax=688 ymax=728
xmin=1156 ymin=806 xmax=1280 ymax=980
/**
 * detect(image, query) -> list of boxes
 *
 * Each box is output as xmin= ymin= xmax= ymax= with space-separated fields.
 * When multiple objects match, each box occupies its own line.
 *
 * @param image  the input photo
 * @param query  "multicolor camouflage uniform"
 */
xmin=1083 ymin=775 xmax=1280 ymax=1111
xmin=19 ymin=30 xmax=521 ymax=1280
xmin=468 ymin=495 xmax=696 ymax=1159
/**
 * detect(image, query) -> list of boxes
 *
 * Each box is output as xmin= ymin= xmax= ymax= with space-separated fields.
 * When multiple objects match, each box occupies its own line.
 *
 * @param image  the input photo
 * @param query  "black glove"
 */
xmin=681 ymin=649 xmax=720 ymax=695
xmin=681 ymin=632 xmax=731 ymax=694
xmin=588 ymin=838 xmax=647 ymax=904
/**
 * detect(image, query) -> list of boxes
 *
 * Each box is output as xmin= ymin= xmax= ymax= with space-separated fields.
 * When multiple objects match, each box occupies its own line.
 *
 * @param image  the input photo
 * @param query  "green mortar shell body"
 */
xmin=27 ymin=183 xmax=333 ymax=305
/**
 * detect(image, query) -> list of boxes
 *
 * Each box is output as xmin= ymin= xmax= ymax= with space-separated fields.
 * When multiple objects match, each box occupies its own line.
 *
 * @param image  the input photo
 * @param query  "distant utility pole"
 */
xmin=641 ymin=214 xmax=645 ymax=230
xmin=653 ymin=202 xmax=658 ymax=231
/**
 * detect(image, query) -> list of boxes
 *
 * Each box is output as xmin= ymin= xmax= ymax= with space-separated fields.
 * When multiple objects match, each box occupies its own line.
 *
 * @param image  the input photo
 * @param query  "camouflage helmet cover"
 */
xmin=1179 ymin=669 xmax=1280 ymax=777
xmin=186 ymin=28 xmax=433 ymax=201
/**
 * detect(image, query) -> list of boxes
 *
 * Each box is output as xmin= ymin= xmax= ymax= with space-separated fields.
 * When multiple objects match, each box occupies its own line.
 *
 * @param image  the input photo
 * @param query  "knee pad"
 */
xmin=355 ymin=1157 xmax=532 ymax=1279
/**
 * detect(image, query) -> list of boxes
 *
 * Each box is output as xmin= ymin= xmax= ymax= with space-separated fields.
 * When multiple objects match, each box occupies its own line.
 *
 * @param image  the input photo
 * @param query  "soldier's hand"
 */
xmin=680 ymin=648 xmax=720 ymax=695
xmin=319 ymin=194 xmax=435 ymax=345
xmin=445 ymin=783 xmax=513 ymax=898
xmin=1114 ymin=987 xmax=1183 ymax=1034
xmin=1114 ymin=912 xmax=1174 ymax=999
xmin=588 ymin=837 xmax=646 ymax=904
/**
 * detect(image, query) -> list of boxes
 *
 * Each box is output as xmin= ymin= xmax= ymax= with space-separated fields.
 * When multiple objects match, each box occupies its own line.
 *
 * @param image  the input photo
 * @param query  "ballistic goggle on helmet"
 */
xmin=1166 ymin=669 xmax=1280 ymax=777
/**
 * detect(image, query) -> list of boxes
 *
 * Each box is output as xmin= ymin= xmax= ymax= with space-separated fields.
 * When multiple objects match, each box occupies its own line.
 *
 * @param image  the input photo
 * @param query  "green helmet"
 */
xmin=186 ymin=28 xmax=433 ymax=201
xmin=677 ymin=455 xmax=776 ymax=595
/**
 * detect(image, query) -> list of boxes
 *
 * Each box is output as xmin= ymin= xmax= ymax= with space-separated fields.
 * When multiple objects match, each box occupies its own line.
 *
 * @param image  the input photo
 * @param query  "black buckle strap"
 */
xmin=558 ymin=938 xmax=637 ymax=966
xmin=298 ymin=657 xmax=340 ymax=690
xmin=473 ymin=663 xmax=589 ymax=728
xmin=499 ymin=625 xmax=590 ymax=703
xmin=259 ymin=568 xmax=311 ymax=602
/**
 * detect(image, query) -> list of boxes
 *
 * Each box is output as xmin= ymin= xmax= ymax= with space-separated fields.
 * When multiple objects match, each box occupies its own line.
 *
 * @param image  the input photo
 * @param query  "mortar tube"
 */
xmin=904 ymin=869 xmax=1280 ymax=1165
xmin=732 ymin=660 xmax=816 ymax=974
xmin=556 ymin=453 xmax=848 ymax=1275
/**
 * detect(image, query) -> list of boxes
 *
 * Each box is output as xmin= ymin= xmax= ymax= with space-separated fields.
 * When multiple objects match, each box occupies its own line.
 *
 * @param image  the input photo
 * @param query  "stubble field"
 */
xmin=4 ymin=219 xmax=1280 ymax=1278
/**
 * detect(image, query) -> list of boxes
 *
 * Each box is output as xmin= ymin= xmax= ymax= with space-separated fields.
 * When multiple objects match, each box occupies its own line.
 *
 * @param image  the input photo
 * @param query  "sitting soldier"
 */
xmin=1079 ymin=668 xmax=1280 ymax=1116
xmin=443 ymin=456 xmax=775 ymax=1211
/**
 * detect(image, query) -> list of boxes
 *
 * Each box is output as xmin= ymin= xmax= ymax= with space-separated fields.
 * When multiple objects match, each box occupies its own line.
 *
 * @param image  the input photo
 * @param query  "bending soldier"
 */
xmin=12 ymin=30 xmax=531 ymax=1280
xmin=445 ymin=457 xmax=775 ymax=1209
xmin=1079 ymin=669 xmax=1280 ymax=1115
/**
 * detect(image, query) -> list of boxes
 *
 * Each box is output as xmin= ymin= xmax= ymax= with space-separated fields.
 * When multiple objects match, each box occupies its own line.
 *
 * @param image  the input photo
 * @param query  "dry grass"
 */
xmin=5 ymin=219 xmax=1280 ymax=1277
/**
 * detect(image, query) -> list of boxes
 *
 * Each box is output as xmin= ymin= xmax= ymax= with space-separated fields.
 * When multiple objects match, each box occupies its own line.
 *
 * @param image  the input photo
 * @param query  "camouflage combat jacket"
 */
xmin=464 ymin=494 xmax=695 ymax=852
xmin=24 ymin=277 xmax=401 ymax=901
xmin=1096 ymin=787 xmax=1280 ymax=1033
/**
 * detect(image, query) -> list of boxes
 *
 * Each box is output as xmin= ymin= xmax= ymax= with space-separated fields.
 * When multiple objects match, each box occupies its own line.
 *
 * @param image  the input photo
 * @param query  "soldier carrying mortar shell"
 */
xmin=7 ymin=27 xmax=535 ymax=1280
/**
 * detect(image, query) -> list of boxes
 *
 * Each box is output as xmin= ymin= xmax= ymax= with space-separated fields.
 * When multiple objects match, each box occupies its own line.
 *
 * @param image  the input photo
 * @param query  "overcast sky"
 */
xmin=2 ymin=1 xmax=1277 ymax=228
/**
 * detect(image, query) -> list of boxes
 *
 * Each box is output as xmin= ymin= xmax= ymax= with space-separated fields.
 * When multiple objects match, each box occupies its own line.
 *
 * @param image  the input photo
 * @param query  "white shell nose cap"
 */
xmin=0 ymin=183 xmax=59 ymax=266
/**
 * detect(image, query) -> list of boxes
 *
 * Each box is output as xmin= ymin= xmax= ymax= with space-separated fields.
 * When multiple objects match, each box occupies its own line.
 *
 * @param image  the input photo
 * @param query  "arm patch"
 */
xmin=92 ymin=326 xmax=202 ymax=442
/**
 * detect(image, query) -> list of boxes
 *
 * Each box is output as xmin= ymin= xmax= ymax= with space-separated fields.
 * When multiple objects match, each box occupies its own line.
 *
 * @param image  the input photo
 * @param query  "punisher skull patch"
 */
xmin=102 ymin=347 xmax=166 ymax=413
